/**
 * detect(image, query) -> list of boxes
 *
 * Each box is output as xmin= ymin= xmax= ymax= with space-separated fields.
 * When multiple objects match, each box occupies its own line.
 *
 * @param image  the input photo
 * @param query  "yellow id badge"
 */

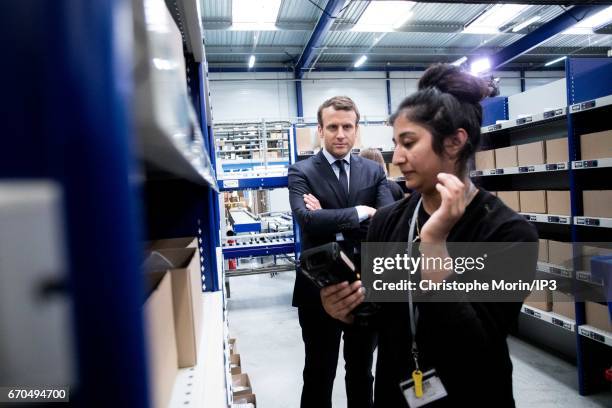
xmin=399 ymin=369 xmax=448 ymax=408
xmin=412 ymin=370 xmax=423 ymax=398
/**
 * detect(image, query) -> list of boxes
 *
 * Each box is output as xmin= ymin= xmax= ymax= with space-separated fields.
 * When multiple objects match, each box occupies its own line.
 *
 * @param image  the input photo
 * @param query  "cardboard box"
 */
xmin=497 ymin=191 xmax=520 ymax=212
xmin=475 ymin=150 xmax=495 ymax=170
xmin=545 ymin=138 xmax=568 ymax=164
xmin=495 ymin=146 xmax=518 ymax=168
xmin=538 ymin=239 xmax=549 ymax=263
xmin=583 ymin=190 xmax=612 ymax=218
xmin=548 ymin=240 xmax=573 ymax=268
xmin=296 ymin=127 xmax=315 ymax=154
xmin=580 ymin=129 xmax=612 ymax=160
xmin=546 ymin=191 xmax=571 ymax=216
xmin=518 ymin=141 xmax=546 ymax=166
xmin=520 ymin=190 xmax=547 ymax=213
xmin=230 ymin=353 xmax=242 ymax=375
xmin=144 ymin=272 xmax=178 ymax=408
xmin=233 ymin=393 xmax=257 ymax=407
xmin=156 ymin=248 xmax=202 ymax=368
xmin=388 ymin=163 xmax=403 ymax=178
xmin=232 ymin=373 xmax=252 ymax=397
xmin=148 ymin=236 xmax=197 ymax=250
xmin=580 ymin=245 xmax=612 ymax=270
xmin=354 ymin=128 xmax=363 ymax=150
xmin=524 ymin=289 xmax=552 ymax=311
xmin=552 ymin=290 xmax=575 ymax=320
xmin=229 ymin=338 xmax=238 ymax=355
xmin=585 ymin=301 xmax=611 ymax=333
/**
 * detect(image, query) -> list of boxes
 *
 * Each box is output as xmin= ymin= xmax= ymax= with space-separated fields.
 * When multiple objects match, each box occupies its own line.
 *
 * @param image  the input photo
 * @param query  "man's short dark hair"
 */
xmin=317 ymin=96 xmax=360 ymax=126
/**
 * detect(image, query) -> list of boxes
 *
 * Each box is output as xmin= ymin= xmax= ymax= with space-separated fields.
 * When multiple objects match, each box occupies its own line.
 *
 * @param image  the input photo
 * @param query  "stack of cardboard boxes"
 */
xmin=295 ymin=126 xmax=365 ymax=155
xmin=474 ymin=137 xmax=569 ymax=172
xmin=475 ymin=138 xmax=572 ymax=214
xmin=229 ymin=338 xmax=257 ymax=407
xmin=494 ymin=189 xmax=571 ymax=215
xmin=580 ymin=130 xmax=612 ymax=220
xmin=524 ymin=240 xmax=612 ymax=333
xmin=144 ymin=237 xmax=203 ymax=408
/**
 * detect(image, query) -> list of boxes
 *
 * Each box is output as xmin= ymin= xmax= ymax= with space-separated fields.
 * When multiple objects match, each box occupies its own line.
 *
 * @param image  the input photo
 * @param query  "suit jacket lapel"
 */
xmin=315 ymin=150 xmax=346 ymax=206
xmin=348 ymin=154 xmax=362 ymax=205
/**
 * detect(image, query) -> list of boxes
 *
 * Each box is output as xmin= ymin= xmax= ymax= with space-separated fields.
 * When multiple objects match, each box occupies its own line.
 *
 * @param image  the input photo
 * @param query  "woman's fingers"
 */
xmin=320 ymin=281 xmax=363 ymax=321
xmin=335 ymin=290 xmax=365 ymax=316
xmin=320 ymin=281 xmax=349 ymax=298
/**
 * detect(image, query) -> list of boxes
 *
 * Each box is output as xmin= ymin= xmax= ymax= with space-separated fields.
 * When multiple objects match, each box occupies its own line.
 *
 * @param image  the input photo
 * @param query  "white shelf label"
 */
xmin=223 ymin=179 xmax=239 ymax=188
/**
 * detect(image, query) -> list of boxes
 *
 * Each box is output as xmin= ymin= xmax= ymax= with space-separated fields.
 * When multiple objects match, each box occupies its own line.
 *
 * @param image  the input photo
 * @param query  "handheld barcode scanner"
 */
xmin=298 ymin=242 xmax=358 ymax=288
xmin=299 ymin=242 xmax=377 ymax=320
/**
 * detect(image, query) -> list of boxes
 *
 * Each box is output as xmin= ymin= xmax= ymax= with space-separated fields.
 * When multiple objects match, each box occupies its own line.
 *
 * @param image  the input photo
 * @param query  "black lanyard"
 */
xmin=407 ymin=197 xmax=422 ymax=371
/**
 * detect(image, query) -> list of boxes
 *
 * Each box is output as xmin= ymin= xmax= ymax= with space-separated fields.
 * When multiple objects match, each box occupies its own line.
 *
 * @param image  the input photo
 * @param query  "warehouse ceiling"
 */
xmin=200 ymin=1 xmax=612 ymax=71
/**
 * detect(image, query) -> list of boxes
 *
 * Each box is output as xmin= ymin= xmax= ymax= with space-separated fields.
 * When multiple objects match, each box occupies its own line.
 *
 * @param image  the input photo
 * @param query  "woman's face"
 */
xmin=391 ymin=115 xmax=455 ymax=193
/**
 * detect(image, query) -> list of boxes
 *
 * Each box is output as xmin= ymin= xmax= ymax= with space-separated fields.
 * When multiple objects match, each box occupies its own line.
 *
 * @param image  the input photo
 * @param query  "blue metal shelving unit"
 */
xmin=481 ymin=96 xmax=509 ymax=127
xmin=477 ymin=58 xmax=612 ymax=396
xmin=3 ymin=1 xmax=150 ymax=406
xmin=565 ymin=57 xmax=612 ymax=396
xmin=214 ymin=121 xmax=299 ymax=281
xmin=2 ymin=1 xmax=227 ymax=406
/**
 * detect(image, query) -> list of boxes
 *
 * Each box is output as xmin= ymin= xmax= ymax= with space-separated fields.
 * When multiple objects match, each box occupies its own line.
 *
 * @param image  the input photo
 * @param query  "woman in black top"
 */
xmin=321 ymin=64 xmax=538 ymax=407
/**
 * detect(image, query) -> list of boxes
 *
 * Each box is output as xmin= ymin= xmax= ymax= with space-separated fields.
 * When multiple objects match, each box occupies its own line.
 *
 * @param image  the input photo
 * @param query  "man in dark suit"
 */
xmin=288 ymin=96 xmax=393 ymax=408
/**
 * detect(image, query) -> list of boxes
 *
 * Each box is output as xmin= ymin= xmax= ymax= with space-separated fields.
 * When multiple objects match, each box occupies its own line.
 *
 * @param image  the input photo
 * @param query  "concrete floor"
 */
xmin=227 ymin=272 xmax=611 ymax=408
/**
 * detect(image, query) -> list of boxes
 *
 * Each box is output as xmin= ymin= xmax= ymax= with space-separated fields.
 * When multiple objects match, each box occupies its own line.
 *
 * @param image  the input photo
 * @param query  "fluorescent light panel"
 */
xmin=563 ymin=5 xmax=612 ymax=34
xmin=232 ymin=0 xmax=281 ymax=31
xmin=512 ymin=15 xmax=541 ymax=32
xmin=451 ymin=56 xmax=467 ymax=66
xmin=544 ymin=56 xmax=566 ymax=67
xmin=354 ymin=55 xmax=367 ymax=68
xmin=470 ymin=58 xmax=491 ymax=75
xmin=248 ymin=55 xmax=256 ymax=68
xmin=352 ymin=1 xmax=415 ymax=32
xmin=464 ymin=4 xmax=530 ymax=34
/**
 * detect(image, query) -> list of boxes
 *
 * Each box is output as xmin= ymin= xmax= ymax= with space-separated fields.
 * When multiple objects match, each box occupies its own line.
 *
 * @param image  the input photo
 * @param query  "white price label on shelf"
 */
xmin=223 ymin=180 xmax=239 ymax=188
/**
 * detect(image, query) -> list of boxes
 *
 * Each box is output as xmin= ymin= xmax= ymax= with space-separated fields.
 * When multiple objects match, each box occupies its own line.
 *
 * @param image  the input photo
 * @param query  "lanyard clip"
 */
xmin=412 ymin=344 xmax=420 ymax=372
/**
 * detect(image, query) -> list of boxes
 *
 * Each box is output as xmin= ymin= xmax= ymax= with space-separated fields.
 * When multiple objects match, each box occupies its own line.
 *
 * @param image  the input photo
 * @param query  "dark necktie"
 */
xmin=335 ymin=159 xmax=349 ymax=199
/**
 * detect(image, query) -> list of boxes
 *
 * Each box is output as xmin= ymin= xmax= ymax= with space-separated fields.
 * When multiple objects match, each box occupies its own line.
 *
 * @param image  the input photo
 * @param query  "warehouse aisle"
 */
xmin=228 ymin=273 xmax=611 ymax=408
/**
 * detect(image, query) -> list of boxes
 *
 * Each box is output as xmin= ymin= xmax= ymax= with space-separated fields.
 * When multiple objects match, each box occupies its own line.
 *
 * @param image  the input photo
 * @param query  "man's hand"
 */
xmin=356 ymin=205 xmax=376 ymax=218
xmin=303 ymin=194 xmax=322 ymax=211
xmin=320 ymin=281 xmax=365 ymax=324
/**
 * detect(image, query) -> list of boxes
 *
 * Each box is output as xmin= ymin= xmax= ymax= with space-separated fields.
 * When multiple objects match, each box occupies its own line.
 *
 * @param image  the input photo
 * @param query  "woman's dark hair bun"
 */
xmin=418 ymin=63 xmax=489 ymax=104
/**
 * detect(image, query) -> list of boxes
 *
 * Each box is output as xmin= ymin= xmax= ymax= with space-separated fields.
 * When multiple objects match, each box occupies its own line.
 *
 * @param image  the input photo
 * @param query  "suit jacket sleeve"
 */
xmin=288 ymin=164 xmax=360 ymax=236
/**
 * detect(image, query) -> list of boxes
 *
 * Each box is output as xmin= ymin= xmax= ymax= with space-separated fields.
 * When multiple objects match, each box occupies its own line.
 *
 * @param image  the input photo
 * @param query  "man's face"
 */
xmin=318 ymin=106 xmax=358 ymax=158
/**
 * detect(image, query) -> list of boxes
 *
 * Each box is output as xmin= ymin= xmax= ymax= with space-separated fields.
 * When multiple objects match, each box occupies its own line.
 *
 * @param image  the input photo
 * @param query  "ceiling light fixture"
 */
xmin=232 ymin=0 xmax=281 ymax=31
xmin=544 ymin=56 xmax=567 ymax=67
xmin=563 ymin=5 xmax=612 ymax=35
xmin=512 ymin=15 xmax=541 ymax=32
xmin=248 ymin=55 xmax=256 ymax=68
xmin=464 ymin=4 xmax=530 ymax=34
xmin=352 ymin=1 xmax=415 ymax=32
xmin=451 ymin=56 xmax=468 ymax=66
xmin=470 ymin=58 xmax=491 ymax=75
xmin=354 ymin=55 xmax=368 ymax=68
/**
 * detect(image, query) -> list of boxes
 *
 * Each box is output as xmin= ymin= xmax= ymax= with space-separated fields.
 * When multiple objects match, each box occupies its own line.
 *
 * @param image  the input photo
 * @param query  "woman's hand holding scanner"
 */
xmin=420 ymin=173 xmax=469 ymax=243
xmin=303 ymin=193 xmax=322 ymax=211
xmin=320 ymin=280 xmax=365 ymax=324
